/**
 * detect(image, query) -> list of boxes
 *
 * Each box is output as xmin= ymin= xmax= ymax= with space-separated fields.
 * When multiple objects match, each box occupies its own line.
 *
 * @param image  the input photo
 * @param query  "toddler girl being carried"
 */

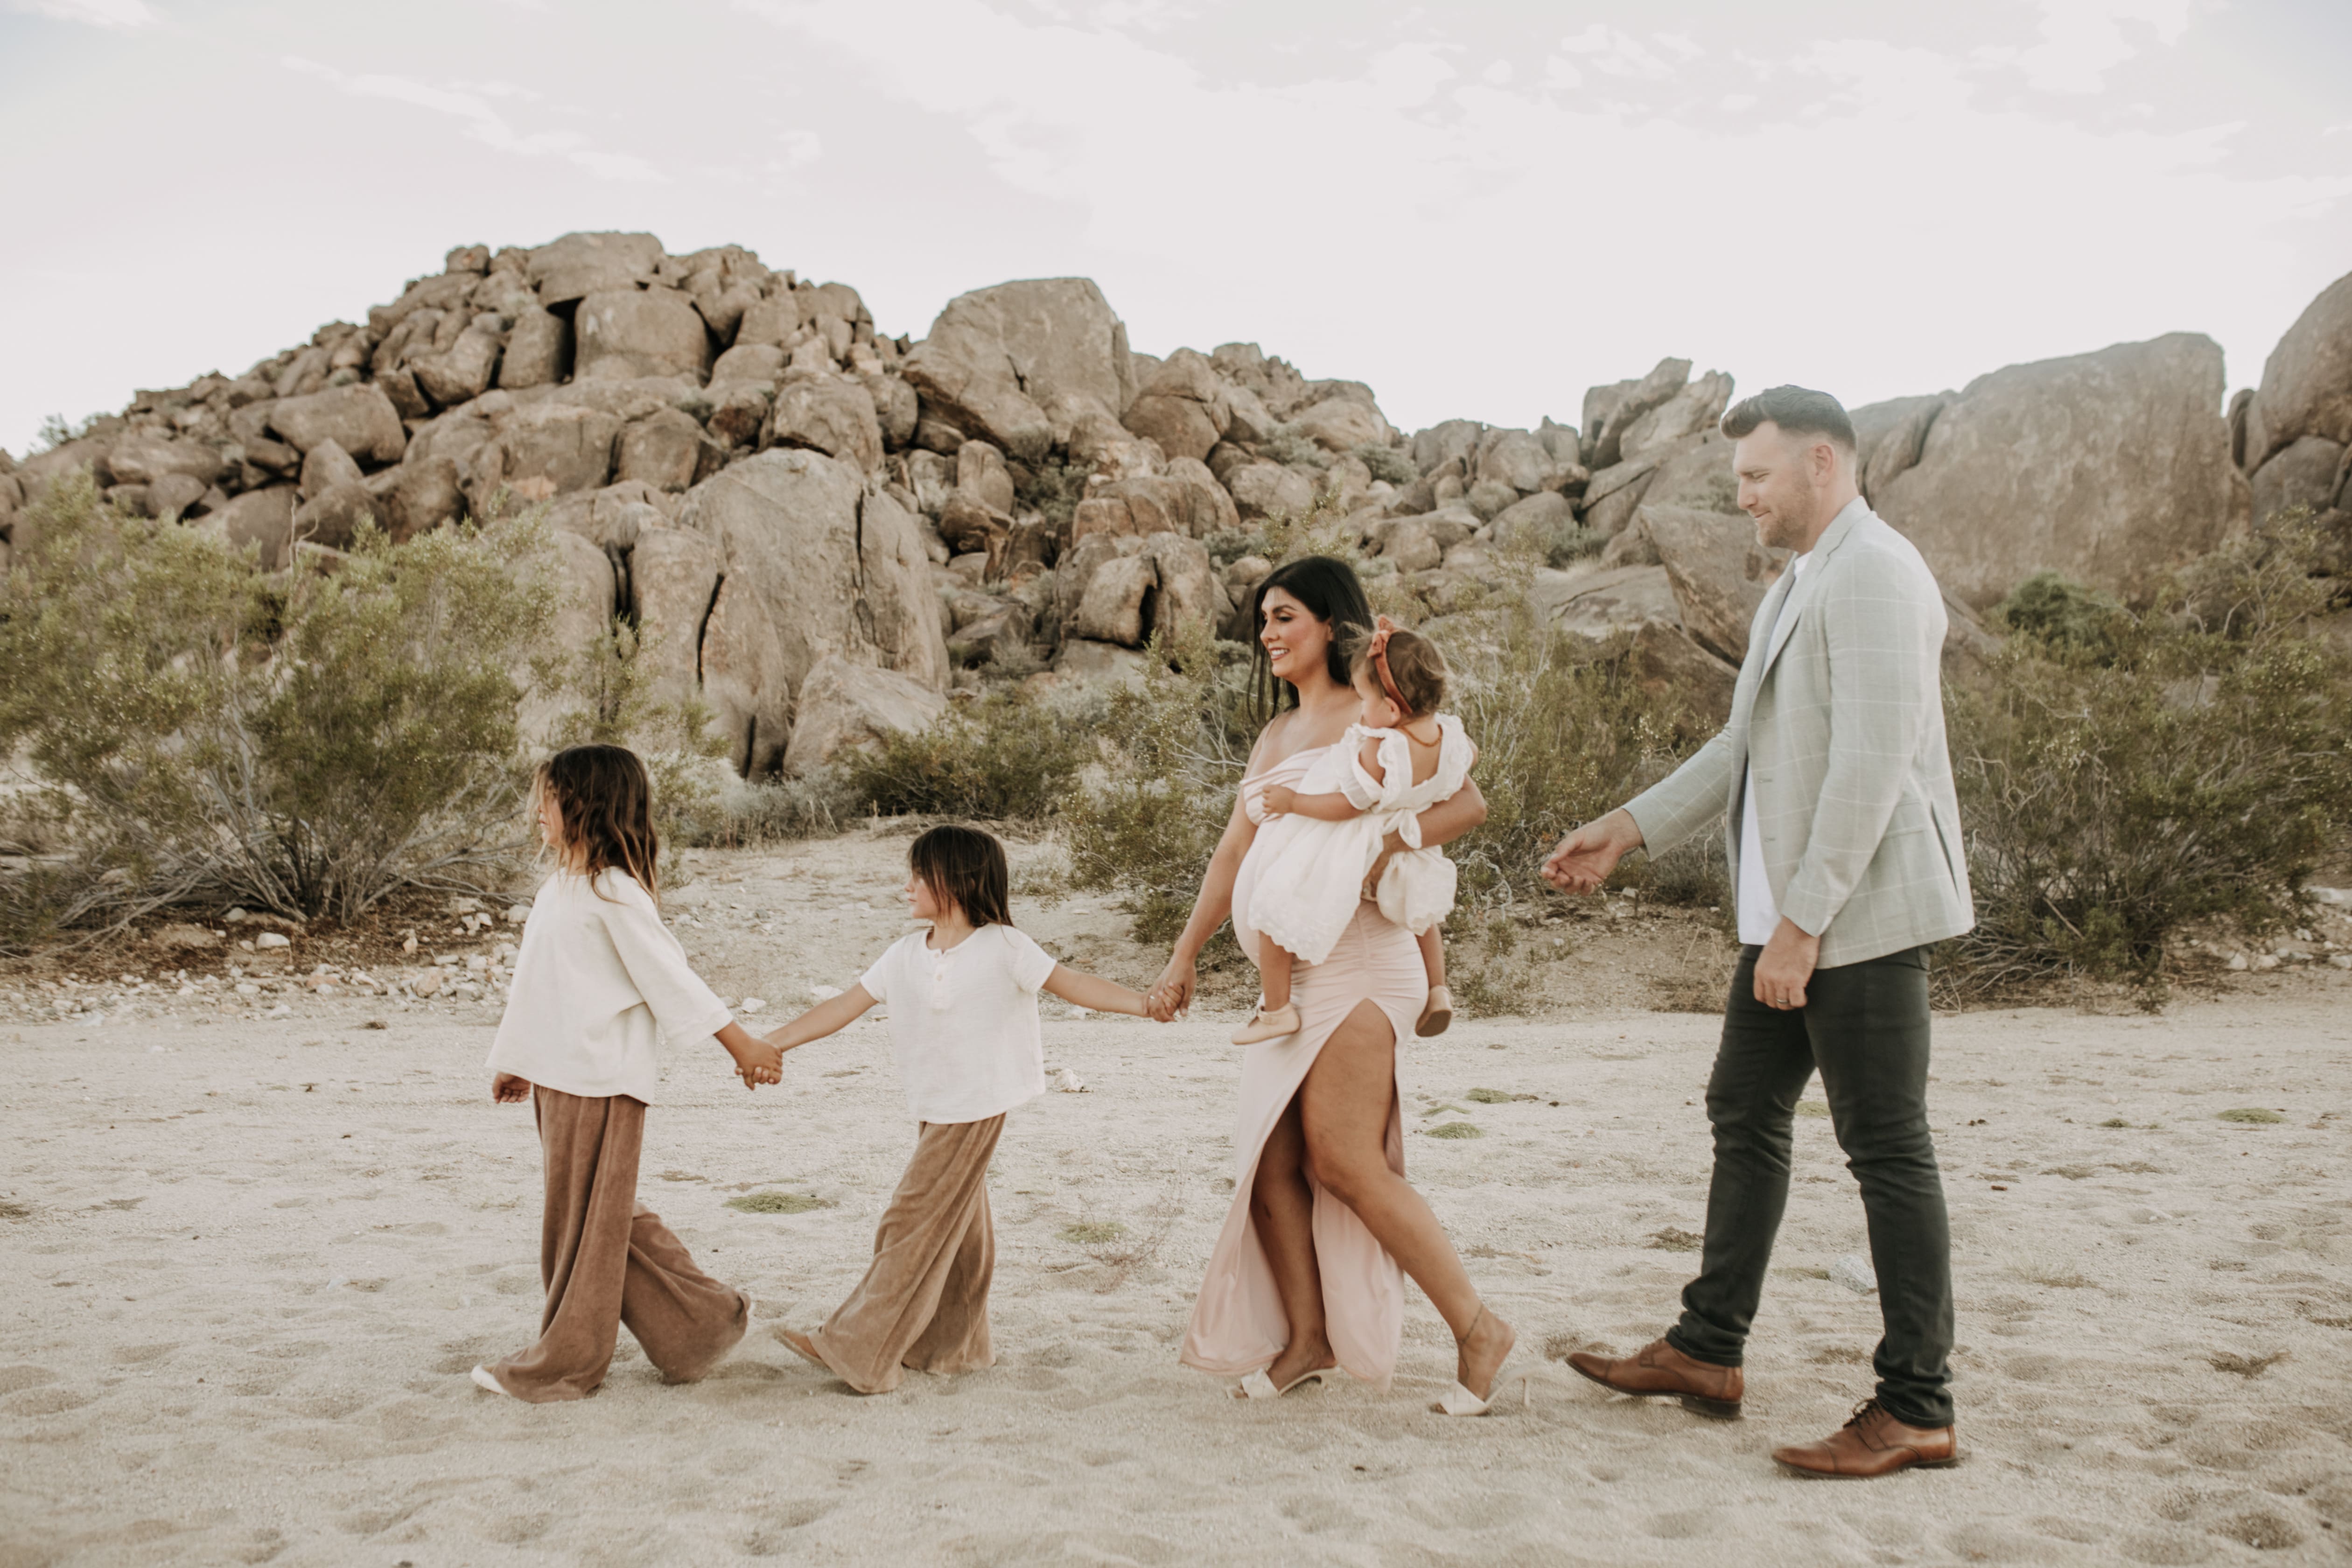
xmin=1234 ymin=617 xmax=1476 ymax=1045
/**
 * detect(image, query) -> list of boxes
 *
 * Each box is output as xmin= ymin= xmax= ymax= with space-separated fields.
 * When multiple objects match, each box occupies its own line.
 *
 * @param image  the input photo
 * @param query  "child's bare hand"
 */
xmin=1261 ymin=784 xmax=1297 ymax=816
xmin=491 ymin=1072 xmax=532 ymax=1104
xmin=731 ymin=1039 xmax=784 ymax=1089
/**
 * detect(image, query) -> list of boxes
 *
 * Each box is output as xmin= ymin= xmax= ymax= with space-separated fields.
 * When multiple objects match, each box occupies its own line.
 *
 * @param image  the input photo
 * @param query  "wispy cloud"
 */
xmin=281 ymin=55 xmax=661 ymax=182
xmin=2017 ymin=0 xmax=2191 ymax=93
xmin=11 ymin=0 xmax=159 ymax=28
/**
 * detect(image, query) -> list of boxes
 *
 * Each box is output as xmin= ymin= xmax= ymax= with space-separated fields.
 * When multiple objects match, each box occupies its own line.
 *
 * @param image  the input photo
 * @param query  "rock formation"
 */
xmin=1 ymin=233 xmax=2339 ymax=776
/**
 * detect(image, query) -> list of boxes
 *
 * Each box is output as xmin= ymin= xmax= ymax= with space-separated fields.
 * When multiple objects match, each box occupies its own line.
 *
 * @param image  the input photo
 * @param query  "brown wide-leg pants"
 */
xmin=805 ymin=1115 xmax=1004 ymax=1394
xmin=483 ymin=1087 xmax=749 ymax=1404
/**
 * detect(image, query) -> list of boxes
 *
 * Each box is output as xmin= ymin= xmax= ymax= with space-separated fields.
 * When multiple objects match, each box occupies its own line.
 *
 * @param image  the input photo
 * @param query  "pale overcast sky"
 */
xmin=2 ymin=0 xmax=2346 ymax=452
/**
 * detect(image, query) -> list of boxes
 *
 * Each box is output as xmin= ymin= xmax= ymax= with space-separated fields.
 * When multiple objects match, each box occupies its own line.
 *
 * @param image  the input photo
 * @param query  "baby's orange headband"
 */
xmin=1366 ymin=615 xmax=1407 ymax=712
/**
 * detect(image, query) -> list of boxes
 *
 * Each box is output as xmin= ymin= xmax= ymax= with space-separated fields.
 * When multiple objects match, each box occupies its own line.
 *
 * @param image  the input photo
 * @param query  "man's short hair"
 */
xmin=1721 ymin=385 xmax=1856 ymax=453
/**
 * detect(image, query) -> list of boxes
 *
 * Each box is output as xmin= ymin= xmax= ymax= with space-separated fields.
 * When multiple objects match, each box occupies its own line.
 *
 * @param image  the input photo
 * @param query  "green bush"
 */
xmin=1946 ymin=532 xmax=2352 ymax=1002
xmin=1545 ymin=524 xmax=1606 ymax=569
xmin=1257 ymin=423 xmax=1331 ymax=472
xmin=1353 ymin=443 xmax=1418 ymax=487
xmin=838 ymin=685 xmax=1091 ymax=821
xmin=669 ymin=771 xmax=857 ymax=849
xmin=1061 ymin=620 xmax=1256 ymax=945
xmin=0 ymin=475 xmax=563 ymax=941
xmin=1014 ymin=456 xmax=1091 ymax=533
xmin=552 ymin=618 xmax=729 ymax=844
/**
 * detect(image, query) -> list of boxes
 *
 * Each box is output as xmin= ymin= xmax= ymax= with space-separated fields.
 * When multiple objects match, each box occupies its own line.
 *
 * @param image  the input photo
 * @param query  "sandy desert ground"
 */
xmin=3 ymin=829 xmax=2349 ymax=1567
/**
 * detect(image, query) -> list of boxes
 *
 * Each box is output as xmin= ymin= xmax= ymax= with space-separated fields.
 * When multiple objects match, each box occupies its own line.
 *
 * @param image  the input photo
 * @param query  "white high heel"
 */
xmin=1234 ymin=1365 xmax=1335 ymax=1400
xmin=1431 ymin=1307 xmax=1515 ymax=1417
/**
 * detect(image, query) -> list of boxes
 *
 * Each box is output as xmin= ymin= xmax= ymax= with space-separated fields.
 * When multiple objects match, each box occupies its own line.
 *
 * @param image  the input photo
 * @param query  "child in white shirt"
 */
xmin=762 ymin=824 xmax=1152 ymax=1394
xmin=471 ymin=743 xmax=784 ymax=1404
xmin=1234 ymin=619 xmax=1477 ymax=1044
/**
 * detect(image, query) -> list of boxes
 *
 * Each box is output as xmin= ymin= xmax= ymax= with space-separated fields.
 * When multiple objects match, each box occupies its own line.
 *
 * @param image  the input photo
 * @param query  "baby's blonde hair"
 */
xmin=1345 ymin=625 xmax=1449 ymax=720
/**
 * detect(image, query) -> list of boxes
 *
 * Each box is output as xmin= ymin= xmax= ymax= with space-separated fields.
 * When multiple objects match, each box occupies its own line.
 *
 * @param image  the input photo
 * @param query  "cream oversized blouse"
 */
xmin=484 ymin=868 xmax=734 ymax=1104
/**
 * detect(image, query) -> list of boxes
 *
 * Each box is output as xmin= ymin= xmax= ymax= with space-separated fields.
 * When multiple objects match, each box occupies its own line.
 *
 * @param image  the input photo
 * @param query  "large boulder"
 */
xmin=617 ymin=407 xmax=722 ymax=492
xmin=1639 ymin=504 xmax=1785 ymax=664
xmin=1851 ymin=395 xmax=1950 ymax=504
xmin=901 ymin=278 xmax=1134 ymax=462
xmin=293 ymin=482 xmax=386 ymax=552
xmin=2250 ymin=435 xmax=2346 ymax=525
xmin=1072 ymin=462 xmax=1239 ymax=540
xmin=1583 ymin=357 xmax=1691 ymax=469
xmin=1873 ymin=333 xmax=2239 ymax=608
xmin=500 ymin=307 xmax=572 ymax=388
xmin=699 ymin=574 xmax=792 ymax=775
xmin=206 ymin=486 xmax=297 ymax=570
xmin=106 ymin=433 xmax=223 ymax=488
xmin=411 ymin=314 xmax=505 ymax=406
xmin=2250 ymin=268 xmax=2352 ymax=467
xmin=384 ymin=455 xmax=464 ymax=540
xmin=267 ymin=384 xmax=406 ymax=465
xmin=1638 ymin=432 xmax=1741 ymax=515
xmin=1225 ymin=461 xmax=1316 ymax=522
xmin=781 ymin=655 xmax=949 ymax=776
xmin=1289 ymin=394 xmax=1392 ymax=454
xmin=1120 ymin=349 xmax=1228 ymax=462
xmin=675 ymin=450 xmax=951 ymax=771
xmin=574 ymin=287 xmax=712 ymax=383
xmin=473 ymin=404 xmax=622 ymax=507
xmin=628 ymin=523 xmax=722 ymax=708
xmin=525 ymin=231 xmax=664 ymax=306
xmin=518 ymin=529 xmax=621 ymax=747
xmin=763 ymin=376 xmax=883 ymax=472
xmin=1617 ymin=371 xmax=1733 ymax=466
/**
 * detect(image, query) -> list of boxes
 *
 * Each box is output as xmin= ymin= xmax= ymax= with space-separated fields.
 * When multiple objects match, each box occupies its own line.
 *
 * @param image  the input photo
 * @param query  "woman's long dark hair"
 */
xmin=534 ymin=743 xmax=662 ymax=903
xmin=1248 ymin=555 xmax=1376 ymax=722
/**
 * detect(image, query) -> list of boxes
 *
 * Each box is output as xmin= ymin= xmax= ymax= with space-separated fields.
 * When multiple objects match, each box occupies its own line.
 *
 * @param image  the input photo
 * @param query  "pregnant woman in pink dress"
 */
xmin=1148 ymin=557 xmax=1516 ymax=1412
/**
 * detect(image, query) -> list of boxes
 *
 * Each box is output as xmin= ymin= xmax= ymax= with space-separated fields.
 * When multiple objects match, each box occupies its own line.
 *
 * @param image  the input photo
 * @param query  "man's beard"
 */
xmin=1757 ymin=474 xmax=1819 ymax=552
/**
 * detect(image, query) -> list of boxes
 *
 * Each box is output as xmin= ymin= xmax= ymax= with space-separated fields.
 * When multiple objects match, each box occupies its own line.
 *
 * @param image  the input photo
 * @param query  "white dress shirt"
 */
xmin=860 ymin=924 xmax=1058 ymax=1125
xmin=485 ymin=868 xmax=734 ymax=1104
xmin=1737 ymin=551 xmax=1809 ymax=945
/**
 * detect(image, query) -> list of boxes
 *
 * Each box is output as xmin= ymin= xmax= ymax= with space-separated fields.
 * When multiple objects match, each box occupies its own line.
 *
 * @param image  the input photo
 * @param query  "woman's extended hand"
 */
xmin=1147 ymin=956 xmax=1196 ymax=1022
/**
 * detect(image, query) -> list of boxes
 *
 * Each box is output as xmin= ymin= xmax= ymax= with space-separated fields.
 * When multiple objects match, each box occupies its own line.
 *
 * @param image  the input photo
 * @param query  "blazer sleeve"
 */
xmin=1621 ymin=726 xmax=1737 ymax=857
xmin=595 ymin=874 xmax=735 ymax=1046
xmin=1777 ymin=549 xmax=1941 ymax=938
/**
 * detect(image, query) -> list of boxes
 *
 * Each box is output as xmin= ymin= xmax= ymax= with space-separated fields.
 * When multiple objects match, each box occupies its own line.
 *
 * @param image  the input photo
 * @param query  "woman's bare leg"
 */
xmin=1248 ymin=1094 xmax=1336 ymax=1389
xmin=1260 ymin=942 xmax=1296 ymax=1011
xmin=1300 ymin=1001 xmax=1514 ymax=1396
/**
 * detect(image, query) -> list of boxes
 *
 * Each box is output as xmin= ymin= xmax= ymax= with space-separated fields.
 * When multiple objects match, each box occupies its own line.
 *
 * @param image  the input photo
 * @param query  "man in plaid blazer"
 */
xmin=1542 ymin=385 xmax=1974 ymax=1478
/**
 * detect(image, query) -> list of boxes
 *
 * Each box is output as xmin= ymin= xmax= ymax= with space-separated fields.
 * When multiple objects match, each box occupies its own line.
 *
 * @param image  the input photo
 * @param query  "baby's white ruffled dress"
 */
xmin=1244 ymin=714 xmax=1474 ymax=967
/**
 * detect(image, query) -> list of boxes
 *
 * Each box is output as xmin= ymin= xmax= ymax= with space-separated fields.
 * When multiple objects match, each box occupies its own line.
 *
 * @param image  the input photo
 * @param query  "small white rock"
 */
xmin=266 ymin=1005 xmax=292 ymax=1018
xmin=2330 ymin=954 xmax=2352 ymax=971
xmin=234 ymin=982 xmax=260 ymax=997
xmin=506 ymin=903 xmax=532 ymax=924
xmin=1068 ymin=1005 xmax=1092 ymax=1019
xmin=739 ymin=998 xmax=767 ymax=1014
xmin=255 ymin=931 xmax=289 ymax=949
xmin=464 ymin=955 xmax=488 ymax=973
xmin=2228 ymin=953 xmax=2249 ymax=971
xmin=1055 ymin=1068 xmax=1087 ymax=1093
xmin=1829 ymin=1253 xmax=1878 ymax=1294
xmin=811 ymin=984 xmax=842 ymax=1002
xmin=2255 ymin=954 xmax=2280 ymax=972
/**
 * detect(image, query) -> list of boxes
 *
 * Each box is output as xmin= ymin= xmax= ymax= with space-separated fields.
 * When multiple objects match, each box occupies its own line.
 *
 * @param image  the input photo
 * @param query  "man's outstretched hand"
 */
xmin=1541 ymin=810 xmax=1643 ymax=895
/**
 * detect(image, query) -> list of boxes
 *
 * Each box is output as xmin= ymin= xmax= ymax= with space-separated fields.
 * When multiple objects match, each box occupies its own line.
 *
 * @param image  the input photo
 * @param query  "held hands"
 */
xmin=1145 ymin=957 xmax=1194 ymax=1023
xmin=1540 ymin=810 xmax=1643 ymax=895
xmin=491 ymin=1072 xmax=532 ymax=1104
xmin=717 ymin=1022 xmax=783 ymax=1090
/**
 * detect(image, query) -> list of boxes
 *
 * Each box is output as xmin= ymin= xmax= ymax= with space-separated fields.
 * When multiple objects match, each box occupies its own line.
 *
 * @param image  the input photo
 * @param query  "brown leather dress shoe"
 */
xmin=1771 ymin=1400 xmax=1957 ymax=1477
xmin=1565 ymin=1337 xmax=1743 ymax=1419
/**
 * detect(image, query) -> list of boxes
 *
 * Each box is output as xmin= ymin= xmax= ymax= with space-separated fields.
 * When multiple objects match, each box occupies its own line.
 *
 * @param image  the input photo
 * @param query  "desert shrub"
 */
xmin=1353 ymin=443 xmax=1418 ymax=487
xmin=1443 ymin=603 xmax=1701 ymax=914
xmin=1993 ymin=570 xmax=2122 ymax=660
xmin=1946 ymin=531 xmax=2352 ymax=1002
xmin=0 ymin=475 xmax=561 ymax=941
xmin=552 ymin=619 xmax=728 ymax=841
xmin=1061 ymin=620 xmax=1256 ymax=945
xmin=1545 ymin=524 xmax=1606 ymax=569
xmin=1257 ymin=423 xmax=1331 ymax=471
xmin=33 ymin=412 xmax=102 ymax=451
xmin=838 ymin=685 xmax=1090 ymax=821
xmin=1014 ymin=455 xmax=1091 ymax=533
xmin=667 ymin=769 xmax=856 ymax=848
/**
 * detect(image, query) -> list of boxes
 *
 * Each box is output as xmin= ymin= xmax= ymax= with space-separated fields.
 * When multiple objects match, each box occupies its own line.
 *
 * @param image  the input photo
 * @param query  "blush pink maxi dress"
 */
xmin=1178 ymin=742 xmax=1429 ymax=1391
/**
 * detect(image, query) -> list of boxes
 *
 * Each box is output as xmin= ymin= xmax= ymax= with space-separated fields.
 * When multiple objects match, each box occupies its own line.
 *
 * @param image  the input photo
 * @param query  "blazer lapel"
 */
xmin=1754 ymin=498 xmax=1871 ymax=685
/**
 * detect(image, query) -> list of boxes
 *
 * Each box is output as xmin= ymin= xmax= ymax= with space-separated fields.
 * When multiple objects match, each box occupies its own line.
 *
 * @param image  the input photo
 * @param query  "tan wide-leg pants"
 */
xmin=805 ymin=1115 xmax=1004 ymax=1394
xmin=483 ymin=1087 xmax=749 ymax=1404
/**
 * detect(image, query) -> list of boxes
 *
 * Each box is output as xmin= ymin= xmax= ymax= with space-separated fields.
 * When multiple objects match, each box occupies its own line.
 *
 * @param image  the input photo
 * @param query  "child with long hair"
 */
xmin=762 ymin=824 xmax=1153 ymax=1394
xmin=1233 ymin=617 xmax=1477 ymax=1044
xmin=471 ymin=743 xmax=784 ymax=1403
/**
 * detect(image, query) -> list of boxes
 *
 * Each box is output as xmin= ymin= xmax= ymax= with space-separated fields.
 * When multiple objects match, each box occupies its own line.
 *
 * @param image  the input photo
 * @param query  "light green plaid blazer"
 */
xmin=1623 ymin=499 xmax=1974 ymax=969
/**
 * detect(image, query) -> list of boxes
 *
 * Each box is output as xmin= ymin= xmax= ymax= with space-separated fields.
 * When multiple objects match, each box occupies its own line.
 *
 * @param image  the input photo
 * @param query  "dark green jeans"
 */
xmin=1663 ymin=944 xmax=1955 ymax=1428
